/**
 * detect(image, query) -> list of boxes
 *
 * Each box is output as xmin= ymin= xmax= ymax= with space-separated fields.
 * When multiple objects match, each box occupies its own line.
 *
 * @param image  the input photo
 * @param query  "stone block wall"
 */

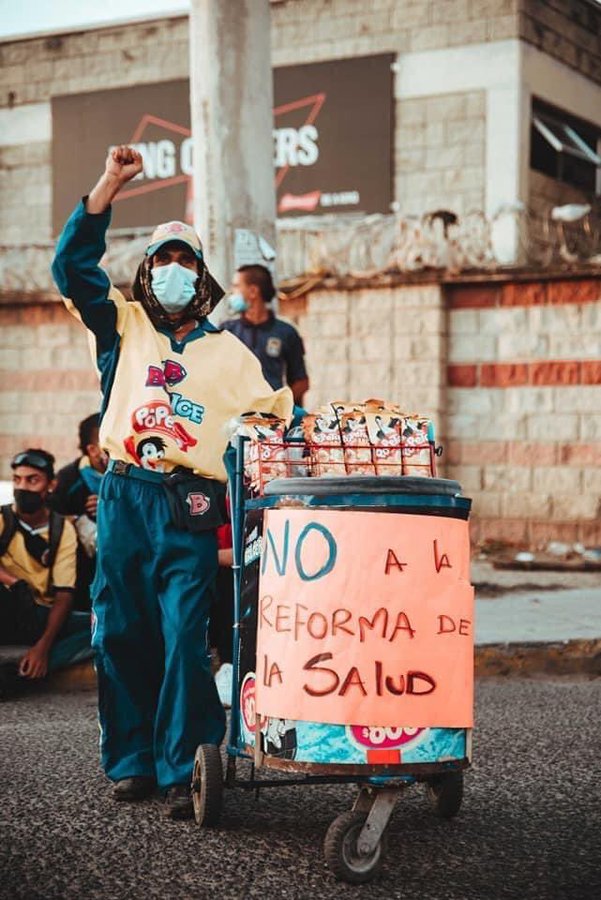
xmin=0 ymin=1 xmax=518 ymax=245
xmin=0 ymin=302 xmax=100 ymax=479
xmin=396 ymin=91 xmax=486 ymax=216
xmin=280 ymin=283 xmax=447 ymax=418
xmin=282 ymin=273 xmax=601 ymax=548
xmin=1 ymin=273 xmax=599 ymax=548
xmin=446 ymin=276 xmax=601 ymax=546
xmin=270 ymin=0 xmax=519 ymax=66
xmin=520 ymin=0 xmax=601 ymax=85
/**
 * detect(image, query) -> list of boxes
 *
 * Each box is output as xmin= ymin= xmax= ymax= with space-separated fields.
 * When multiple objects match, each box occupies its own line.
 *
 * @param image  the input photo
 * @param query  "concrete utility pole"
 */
xmin=189 ymin=0 xmax=276 ymax=292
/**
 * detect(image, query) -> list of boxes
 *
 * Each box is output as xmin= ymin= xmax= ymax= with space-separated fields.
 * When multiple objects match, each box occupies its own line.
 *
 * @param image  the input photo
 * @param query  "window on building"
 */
xmin=530 ymin=99 xmax=601 ymax=194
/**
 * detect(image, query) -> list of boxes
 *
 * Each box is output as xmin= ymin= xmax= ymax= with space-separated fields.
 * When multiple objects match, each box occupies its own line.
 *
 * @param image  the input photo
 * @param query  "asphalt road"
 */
xmin=1 ymin=678 xmax=600 ymax=900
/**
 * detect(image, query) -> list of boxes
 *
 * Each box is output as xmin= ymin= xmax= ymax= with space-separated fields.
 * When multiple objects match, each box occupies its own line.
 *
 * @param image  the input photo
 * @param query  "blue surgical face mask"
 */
xmin=229 ymin=293 xmax=249 ymax=314
xmin=151 ymin=262 xmax=198 ymax=313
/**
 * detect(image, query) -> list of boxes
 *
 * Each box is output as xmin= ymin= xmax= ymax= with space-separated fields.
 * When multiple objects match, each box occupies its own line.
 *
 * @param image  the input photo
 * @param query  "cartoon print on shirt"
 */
xmin=127 ymin=401 xmax=197 ymax=453
xmin=137 ymin=436 xmax=167 ymax=471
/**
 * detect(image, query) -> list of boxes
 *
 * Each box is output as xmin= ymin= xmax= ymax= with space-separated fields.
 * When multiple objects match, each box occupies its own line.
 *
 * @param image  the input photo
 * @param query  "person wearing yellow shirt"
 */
xmin=0 ymin=450 xmax=78 ymax=681
xmin=52 ymin=145 xmax=293 ymax=820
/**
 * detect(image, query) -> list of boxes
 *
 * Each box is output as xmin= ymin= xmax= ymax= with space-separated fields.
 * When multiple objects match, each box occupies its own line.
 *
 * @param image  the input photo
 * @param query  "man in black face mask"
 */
xmin=0 ymin=449 xmax=80 ymax=680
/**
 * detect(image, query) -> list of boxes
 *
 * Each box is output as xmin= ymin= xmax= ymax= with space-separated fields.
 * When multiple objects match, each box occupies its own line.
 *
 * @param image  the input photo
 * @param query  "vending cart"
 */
xmin=192 ymin=432 xmax=474 ymax=884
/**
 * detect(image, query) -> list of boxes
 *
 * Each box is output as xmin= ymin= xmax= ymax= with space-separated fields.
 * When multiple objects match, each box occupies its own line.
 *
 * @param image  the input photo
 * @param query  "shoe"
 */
xmin=214 ymin=662 xmax=233 ymax=708
xmin=163 ymin=784 xmax=194 ymax=820
xmin=112 ymin=776 xmax=155 ymax=802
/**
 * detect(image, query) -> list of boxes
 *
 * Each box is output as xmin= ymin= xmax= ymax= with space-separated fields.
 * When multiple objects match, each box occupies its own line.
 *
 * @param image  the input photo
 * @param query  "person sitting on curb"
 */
xmin=0 ymin=449 xmax=90 ymax=690
xmin=51 ymin=413 xmax=107 ymax=610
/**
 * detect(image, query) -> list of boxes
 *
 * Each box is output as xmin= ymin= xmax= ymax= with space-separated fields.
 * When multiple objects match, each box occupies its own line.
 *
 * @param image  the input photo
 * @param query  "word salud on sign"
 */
xmin=256 ymin=509 xmax=474 ymax=729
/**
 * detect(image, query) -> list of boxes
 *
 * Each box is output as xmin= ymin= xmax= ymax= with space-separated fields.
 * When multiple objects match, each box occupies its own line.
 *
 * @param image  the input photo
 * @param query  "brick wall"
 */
xmin=0 ymin=303 xmax=100 ymax=479
xmin=397 ymin=91 xmax=486 ymax=216
xmin=521 ymin=0 xmax=601 ymax=85
xmin=446 ymin=276 xmax=601 ymax=546
xmin=1 ymin=273 xmax=599 ymax=548
xmin=281 ymin=273 xmax=601 ymax=548
xmin=0 ymin=1 xmax=519 ymax=243
xmin=280 ymin=283 xmax=447 ymax=419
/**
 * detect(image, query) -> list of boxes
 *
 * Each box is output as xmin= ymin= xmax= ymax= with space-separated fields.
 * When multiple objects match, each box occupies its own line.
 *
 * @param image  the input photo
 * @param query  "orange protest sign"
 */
xmin=256 ymin=509 xmax=474 ymax=728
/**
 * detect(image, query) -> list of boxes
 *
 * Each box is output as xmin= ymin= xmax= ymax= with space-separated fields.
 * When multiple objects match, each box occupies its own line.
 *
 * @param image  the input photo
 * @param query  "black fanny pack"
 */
xmin=162 ymin=472 xmax=227 ymax=533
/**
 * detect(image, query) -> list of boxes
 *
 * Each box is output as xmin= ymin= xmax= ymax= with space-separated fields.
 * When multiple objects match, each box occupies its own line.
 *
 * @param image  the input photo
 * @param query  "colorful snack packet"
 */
xmin=303 ymin=412 xmax=345 ymax=477
xmin=340 ymin=412 xmax=375 ymax=476
xmin=401 ymin=416 xmax=433 ymax=476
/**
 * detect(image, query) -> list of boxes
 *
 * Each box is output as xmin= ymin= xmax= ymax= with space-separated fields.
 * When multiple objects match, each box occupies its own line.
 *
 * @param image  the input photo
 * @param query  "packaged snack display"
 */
xmin=234 ymin=413 xmax=288 ymax=494
xmin=401 ymin=416 xmax=432 ymax=475
xmin=365 ymin=404 xmax=404 ymax=476
xmin=302 ymin=412 xmax=346 ymax=477
xmin=238 ymin=400 xmax=436 ymax=492
xmin=340 ymin=412 xmax=376 ymax=476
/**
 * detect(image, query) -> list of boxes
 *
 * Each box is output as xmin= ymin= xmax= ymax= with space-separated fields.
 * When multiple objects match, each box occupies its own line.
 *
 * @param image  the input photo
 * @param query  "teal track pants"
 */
xmin=92 ymin=470 xmax=226 ymax=789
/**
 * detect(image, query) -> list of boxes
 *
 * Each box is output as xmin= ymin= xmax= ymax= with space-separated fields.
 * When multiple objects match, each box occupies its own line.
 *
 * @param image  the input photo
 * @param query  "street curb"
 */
xmin=44 ymin=640 xmax=601 ymax=692
xmin=475 ymin=639 xmax=601 ymax=677
xmin=47 ymin=660 xmax=97 ymax=692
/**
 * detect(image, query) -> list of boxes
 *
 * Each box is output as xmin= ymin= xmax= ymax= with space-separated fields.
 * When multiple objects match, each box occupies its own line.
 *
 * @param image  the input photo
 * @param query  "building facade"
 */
xmin=1 ymin=0 xmax=600 ymax=546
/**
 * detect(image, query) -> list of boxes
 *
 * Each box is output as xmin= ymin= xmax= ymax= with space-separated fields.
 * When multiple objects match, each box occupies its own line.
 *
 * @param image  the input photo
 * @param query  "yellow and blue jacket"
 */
xmin=52 ymin=202 xmax=293 ymax=482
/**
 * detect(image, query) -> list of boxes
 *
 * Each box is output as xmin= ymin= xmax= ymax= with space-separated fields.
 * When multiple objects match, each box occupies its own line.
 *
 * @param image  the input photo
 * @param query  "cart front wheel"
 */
xmin=324 ymin=810 xmax=387 ymax=884
xmin=192 ymin=744 xmax=223 ymax=827
xmin=426 ymin=770 xmax=463 ymax=819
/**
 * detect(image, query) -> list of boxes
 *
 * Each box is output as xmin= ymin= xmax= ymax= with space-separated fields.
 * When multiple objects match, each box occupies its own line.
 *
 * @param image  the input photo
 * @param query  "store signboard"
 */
xmin=52 ymin=55 xmax=393 ymax=234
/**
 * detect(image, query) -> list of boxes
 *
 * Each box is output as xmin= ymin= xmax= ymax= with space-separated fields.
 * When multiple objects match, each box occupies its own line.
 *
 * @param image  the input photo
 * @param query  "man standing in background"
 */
xmin=223 ymin=264 xmax=309 ymax=406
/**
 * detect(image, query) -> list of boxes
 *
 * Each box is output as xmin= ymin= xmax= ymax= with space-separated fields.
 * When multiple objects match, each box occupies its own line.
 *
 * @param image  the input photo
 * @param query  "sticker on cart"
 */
xmin=240 ymin=672 xmax=261 ymax=746
xmin=262 ymin=718 xmax=298 ymax=760
xmin=347 ymin=724 xmax=428 ymax=764
xmin=347 ymin=725 xmax=428 ymax=751
xmin=239 ymin=673 xmax=298 ymax=759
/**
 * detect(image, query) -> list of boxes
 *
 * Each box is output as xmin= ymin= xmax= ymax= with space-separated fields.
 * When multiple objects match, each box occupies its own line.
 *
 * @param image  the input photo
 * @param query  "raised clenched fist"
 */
xmin=105 ymin=145 xmax=144 ymax=183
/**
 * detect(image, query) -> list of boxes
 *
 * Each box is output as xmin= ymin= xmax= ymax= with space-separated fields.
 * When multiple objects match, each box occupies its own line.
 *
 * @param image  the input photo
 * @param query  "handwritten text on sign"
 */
xmin=256 ymin=509 xmax=474 ymax=728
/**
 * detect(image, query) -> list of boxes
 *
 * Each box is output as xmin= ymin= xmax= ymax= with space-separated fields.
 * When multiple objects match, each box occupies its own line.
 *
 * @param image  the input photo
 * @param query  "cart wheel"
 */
xmin=192 ymin=744 xmax=223 ymax=827
xmin=324 ymin=810 xmax=387 ymax=884
xmin=426 ymin=770 xmax=463 ymax=819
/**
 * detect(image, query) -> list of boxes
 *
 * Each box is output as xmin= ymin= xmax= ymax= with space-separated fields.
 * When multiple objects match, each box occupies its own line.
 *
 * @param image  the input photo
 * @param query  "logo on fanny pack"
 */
xmin=187 ymin=492 xmax=211 ymax=516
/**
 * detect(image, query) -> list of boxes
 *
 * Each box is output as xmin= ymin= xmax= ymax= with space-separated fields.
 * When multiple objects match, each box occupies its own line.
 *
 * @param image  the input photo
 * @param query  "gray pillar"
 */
xmin=189 ymin=0 xmax=276 ymax=291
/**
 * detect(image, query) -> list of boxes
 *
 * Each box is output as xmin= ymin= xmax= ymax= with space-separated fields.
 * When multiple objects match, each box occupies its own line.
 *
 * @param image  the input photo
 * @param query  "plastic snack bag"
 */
xmin=234 ymin=413 xmax=287 ymax=493
xmin=340 ymin=412 xmax=375 ymax=475
xmin=303 ymin=412 xmax=345 ymax=477
xmin=401 ymin=416 xmax=433 ymax=477
xmin=365 ymin=401 xmax=403 ymax=476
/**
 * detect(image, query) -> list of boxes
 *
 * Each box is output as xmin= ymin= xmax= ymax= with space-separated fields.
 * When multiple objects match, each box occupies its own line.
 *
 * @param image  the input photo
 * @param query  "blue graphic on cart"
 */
xmin=238 ymin=672 xmax=466 ymax=764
